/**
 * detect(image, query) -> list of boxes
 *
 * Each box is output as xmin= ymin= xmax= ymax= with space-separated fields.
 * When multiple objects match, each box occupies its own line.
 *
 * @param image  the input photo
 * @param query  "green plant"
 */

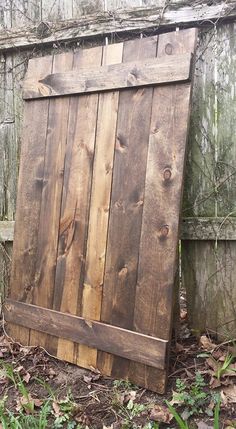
xmin=213 ymin=397 xmax=221 ymax=429
xmin=171 ymin=372 xmax=213 ymax=418
xmin=113 ymin=379 xmax=135 ymax=390
xmin=166 ymin=402 xmax=189 ymax=429
xmin=215 ymin=353 xmax=234 ymax=379
xmin=166 ymin=395 xmax=221 ymax=429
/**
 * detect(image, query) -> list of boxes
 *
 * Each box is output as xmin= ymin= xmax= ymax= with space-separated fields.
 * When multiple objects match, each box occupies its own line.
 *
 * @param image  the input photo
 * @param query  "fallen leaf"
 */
xmin=169 ymin=391 xmax=184 ymax=406
xmin=33 ymin=398 xmax=43 ymax=407
xmin=83 ymin=373 xmax=101 ymax=384
xmin=206 ymin=357 xmax=219 ymax=372
xmin=222 ymin=385 xmax=236 ymax=403
xmin=209 ymin=377 xmax=221 ymax=389
xmin=52 ymin=401 xmax=61 ymax=417
xmin=150 ymin=404 xmax=173 ymax=423
xmin=197 ymin=421 xmax=213 ymax=429
xmin=200 ymin=335 xmax=217 ymax=351
xmin=123 ymin=390 xmax=136 ymax=405
xmin=175 ymin=342 xmax=184 ymax=353
xmin=23 ymin=372 xmax=31 ymax=383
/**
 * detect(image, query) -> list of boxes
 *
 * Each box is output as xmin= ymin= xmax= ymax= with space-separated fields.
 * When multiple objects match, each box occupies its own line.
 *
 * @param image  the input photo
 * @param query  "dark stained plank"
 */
xmin=78 ymin=42 xmax=124 ymax=370
xmin=129 ymin=28 xmax=197 ymax=392
xmin=29 ymin=52 xmax=74 ymax=349
xmin=22 ymin=53 xmax=192 ymax=99
xmin=54 ymin=46 xmax=103 ymax=364
xmin=5 ymin=299 xmax=168 ymax=370
xmin=98 ymin=36 xmax=158 ymax=378
xmin=7 ymin=55 xmax=53 ymax=345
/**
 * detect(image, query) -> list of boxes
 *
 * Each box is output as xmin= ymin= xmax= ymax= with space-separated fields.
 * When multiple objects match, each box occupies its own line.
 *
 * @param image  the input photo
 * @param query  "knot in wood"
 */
xmin=159 ymin=225 xmax=169 ymax=239
xmin=163 ymin=168 xmax=172 ymax=181
xmin=165 ymin=43 xmax=173 ymax=55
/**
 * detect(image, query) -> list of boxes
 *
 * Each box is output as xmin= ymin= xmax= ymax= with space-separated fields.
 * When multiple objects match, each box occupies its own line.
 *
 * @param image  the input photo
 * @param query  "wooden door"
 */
xmin=5 ymin=29 xmax=197 ymax=393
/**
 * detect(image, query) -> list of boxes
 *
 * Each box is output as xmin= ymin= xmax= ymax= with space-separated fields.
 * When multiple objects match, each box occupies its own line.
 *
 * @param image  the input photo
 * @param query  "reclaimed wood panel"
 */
xmin=23 ymin=53 xmax=192 ymax=99
xmin=5 ymin=31 xmax=196 ymax=392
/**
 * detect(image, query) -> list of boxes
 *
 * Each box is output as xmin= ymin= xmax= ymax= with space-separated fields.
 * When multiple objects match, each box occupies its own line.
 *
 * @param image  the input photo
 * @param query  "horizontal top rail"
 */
xmin=23 ymin=54 xmax=191 ymax=99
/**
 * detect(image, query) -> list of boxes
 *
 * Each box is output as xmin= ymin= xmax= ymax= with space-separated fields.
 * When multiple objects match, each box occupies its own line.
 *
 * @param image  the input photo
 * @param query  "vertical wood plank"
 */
xmin=78 ymin=42 xmax=123 ymax=369
xmin=55 ymin=46 xmax=103 ymax=363
xmin=98 ymin=36 xmax=158 ymax=377
xmin=29 ymin=52 xmax=74 ymax=349
xmin=7 ymin=55 xmax=53 ymax=344
xmin=129 ymin=29 xmax=197 ymax=392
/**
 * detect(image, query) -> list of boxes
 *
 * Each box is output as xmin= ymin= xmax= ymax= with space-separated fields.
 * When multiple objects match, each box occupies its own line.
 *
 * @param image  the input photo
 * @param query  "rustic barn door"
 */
xmin=5 ymin=29 xmax=197 ymax=393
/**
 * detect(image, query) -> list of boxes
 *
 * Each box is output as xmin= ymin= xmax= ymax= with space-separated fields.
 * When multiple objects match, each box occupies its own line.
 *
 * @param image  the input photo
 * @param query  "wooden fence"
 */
xmin=0 ymin=0 xmax=236 ymax=340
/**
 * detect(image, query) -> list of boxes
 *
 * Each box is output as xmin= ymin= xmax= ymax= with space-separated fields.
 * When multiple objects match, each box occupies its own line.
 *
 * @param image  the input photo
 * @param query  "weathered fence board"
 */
xmin=4 ymin=30 xmax=197 ymax=393
xmin=182 ymin=23 xmax=236 ymax=339
xmin=1 ymin=2 xmax=236 ymax=52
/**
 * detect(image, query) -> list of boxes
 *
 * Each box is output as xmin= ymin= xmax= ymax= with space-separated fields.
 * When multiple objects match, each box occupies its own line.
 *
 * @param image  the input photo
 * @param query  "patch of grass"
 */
xmin=0 ymin=361 xmax=81 ymax=429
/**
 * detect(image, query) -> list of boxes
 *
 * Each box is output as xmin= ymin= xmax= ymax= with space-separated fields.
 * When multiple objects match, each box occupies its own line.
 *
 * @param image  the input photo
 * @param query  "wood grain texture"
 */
xmin=182 ymin=23 xmax=236 ymax=339
xmin=0 ymin=2 xmax=235 ymax=52
xmin=22 ymin=54 xmax=192 ymax=99
xmin=54 ymin=46 xmax=103 ymax=363
xmin=7 ymin=55 xmax=53 ymax=345
xmin=5 ymin=299 xmax=168 ymax=369
xmin=78 ymin=42 xmax=124 ymax=369
xmin=29 ymin=51 xmax=74 ymax=349
xmin=4 ymin=217 xmax=236 ymax=243
xmin=129 ymin=28 xmax=197 ymax=392
xmin=98 ymin=35 xmax=158 ymax=379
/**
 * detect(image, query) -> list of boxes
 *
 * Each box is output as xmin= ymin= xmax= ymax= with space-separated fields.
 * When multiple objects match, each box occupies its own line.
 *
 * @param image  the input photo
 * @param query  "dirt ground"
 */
xmin=0 ymin=309 xmax=236 ymax=429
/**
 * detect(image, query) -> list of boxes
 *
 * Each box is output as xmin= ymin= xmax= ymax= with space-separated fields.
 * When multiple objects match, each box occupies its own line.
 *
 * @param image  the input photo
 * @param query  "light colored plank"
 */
xmin=55 ymin=45 xmax=103 ymax=363
xmin=78 ymin=42 xmax=123 ymax=369
xmin=5 ymin=299 xmax=168 ymax=369
xmin=23 ymin=53 xmax=192 ymax=99
xmin=0 ymin=2 xmax=234 ymax=51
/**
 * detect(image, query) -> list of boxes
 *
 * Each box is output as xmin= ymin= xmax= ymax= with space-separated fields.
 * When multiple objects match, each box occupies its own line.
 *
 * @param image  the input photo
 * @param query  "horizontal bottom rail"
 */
xmin=4 ymin=299 xmax=167 ymax=370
